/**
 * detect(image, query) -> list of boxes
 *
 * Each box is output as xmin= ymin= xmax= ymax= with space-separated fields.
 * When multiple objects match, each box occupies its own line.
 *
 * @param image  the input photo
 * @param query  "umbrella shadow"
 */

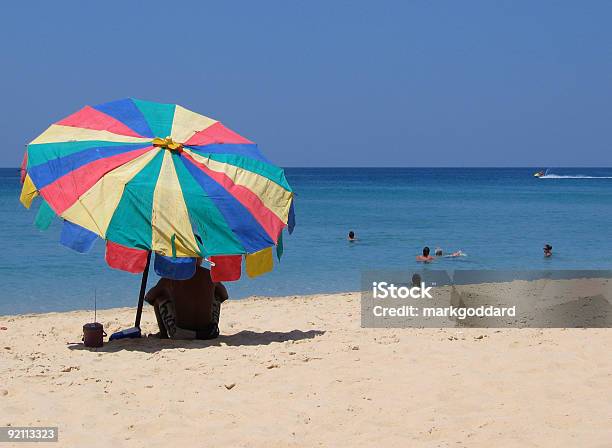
xmin=68 ymin=329 xmax=325 ymax=353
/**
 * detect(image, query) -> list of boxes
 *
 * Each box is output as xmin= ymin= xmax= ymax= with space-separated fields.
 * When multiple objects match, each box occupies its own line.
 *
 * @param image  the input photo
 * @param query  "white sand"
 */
xmin=1 ymin=289 xmax=611 ymax=447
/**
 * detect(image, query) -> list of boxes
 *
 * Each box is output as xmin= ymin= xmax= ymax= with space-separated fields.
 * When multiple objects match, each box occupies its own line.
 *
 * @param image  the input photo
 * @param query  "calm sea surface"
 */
xmin=1 ymin=167 xmax=611 ymax=314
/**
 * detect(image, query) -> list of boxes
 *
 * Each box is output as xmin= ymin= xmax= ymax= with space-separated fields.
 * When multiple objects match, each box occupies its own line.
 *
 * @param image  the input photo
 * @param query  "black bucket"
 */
xmin=83 ymin=322 xmax=106 ymax=348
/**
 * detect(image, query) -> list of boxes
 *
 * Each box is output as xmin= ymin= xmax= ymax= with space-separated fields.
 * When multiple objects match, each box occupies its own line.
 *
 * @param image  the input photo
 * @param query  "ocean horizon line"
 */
xmin=3 ymin=166 xmax=612 ymax=170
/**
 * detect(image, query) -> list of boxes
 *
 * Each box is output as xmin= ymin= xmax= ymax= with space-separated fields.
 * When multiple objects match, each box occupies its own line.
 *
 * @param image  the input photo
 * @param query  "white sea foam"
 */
xmin=540 ymin=174 xmax=612 ymax=179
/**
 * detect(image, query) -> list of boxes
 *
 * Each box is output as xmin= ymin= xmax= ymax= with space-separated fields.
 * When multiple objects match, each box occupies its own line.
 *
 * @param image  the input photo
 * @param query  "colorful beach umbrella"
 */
xmin=20 ymin=98 xmax=295 ymax=286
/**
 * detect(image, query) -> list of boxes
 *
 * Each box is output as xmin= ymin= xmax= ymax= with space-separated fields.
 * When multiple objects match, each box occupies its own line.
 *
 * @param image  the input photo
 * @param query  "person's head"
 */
xmin=348 ymin=230 xmax=355 ymax=239
xmin=543 ymin=244 xmax=552 ymax=257
xmin=435 ymin=248 xmax=443 ymax=256
xmin=423 ymin=246 xmax=430 ymax=257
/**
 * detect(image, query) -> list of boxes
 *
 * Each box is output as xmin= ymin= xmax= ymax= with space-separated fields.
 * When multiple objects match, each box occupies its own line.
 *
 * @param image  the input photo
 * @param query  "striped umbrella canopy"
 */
xmin=20 ymin=98 xmax=295 ymax=282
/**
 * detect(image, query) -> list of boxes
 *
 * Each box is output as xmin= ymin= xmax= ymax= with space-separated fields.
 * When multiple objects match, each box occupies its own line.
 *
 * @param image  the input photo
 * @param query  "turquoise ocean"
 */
xmin=1 ymin=167 xmax=611 ymax=315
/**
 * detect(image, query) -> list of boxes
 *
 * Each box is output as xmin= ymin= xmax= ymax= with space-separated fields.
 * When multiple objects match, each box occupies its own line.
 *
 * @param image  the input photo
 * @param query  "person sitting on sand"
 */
xmin=416 ymin=246 xmax=435 ymax=262
xmin=145 ymin=258 xmax=228 ymax=340
xmin=348 ymin=230 xmax=356 ymax=242
xmin=543 ymin=244 xmax=553 ymax=257
xmin=435 ymin=247 xmax=463 ymax=257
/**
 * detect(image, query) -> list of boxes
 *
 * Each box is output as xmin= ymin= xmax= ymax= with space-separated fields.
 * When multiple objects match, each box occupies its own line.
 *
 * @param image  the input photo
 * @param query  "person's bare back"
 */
xmin=145 ymin=265 xmax=226 ymax=339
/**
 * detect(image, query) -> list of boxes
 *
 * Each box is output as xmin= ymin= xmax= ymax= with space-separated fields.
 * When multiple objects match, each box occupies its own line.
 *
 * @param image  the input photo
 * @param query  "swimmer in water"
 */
xmin=416 ymin=246 xmax=435 ymax=262
xmin=435 ymin=247 xmax=464 ymax=258
xmin=543 ymin=244 xmax=552 ymax=257
xmin=348 ymin=230 xmax=357 ymax=242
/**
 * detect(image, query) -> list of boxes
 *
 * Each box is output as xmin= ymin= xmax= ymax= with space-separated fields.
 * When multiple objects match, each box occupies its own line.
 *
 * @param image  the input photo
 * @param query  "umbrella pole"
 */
xmin=134 ymin=251 xmax=152 ymax=328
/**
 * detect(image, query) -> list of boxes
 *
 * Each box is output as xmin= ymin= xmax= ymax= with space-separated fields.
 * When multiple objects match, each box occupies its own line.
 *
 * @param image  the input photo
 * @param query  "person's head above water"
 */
xmin=435 ymin=248 xmax=443 ymax=256
xmin=348 ymin=230 xmax=356 ymax=241
xmin=543 ymin=244 xmax=553 ymax=257
xmin=416 ymin=246 xmax=434 ymax=262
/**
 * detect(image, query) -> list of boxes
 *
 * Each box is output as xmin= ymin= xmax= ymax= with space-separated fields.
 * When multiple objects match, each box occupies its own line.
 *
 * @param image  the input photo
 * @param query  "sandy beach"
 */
xmin=1 ymin=289 xmax=611 ymax=447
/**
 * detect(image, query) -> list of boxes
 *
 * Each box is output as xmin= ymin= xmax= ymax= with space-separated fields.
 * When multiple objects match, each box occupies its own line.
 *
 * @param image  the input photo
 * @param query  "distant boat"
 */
xmin=534 ymin=169 xmax=549 ymax=178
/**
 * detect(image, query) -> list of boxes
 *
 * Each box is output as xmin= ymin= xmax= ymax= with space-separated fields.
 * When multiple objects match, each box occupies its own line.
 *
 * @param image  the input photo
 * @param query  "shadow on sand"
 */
xmin=68 ymin=329 xmax=325 ymax=353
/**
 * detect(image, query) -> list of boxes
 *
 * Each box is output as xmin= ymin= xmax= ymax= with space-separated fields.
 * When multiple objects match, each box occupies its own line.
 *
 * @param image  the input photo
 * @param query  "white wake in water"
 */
xmin=540 ymin=174 xmax=612 ymax=179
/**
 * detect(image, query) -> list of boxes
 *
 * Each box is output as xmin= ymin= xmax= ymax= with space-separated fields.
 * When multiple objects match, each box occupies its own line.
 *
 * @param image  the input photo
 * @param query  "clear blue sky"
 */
xmin=2 ymin=1 xmax=611 ymax=167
